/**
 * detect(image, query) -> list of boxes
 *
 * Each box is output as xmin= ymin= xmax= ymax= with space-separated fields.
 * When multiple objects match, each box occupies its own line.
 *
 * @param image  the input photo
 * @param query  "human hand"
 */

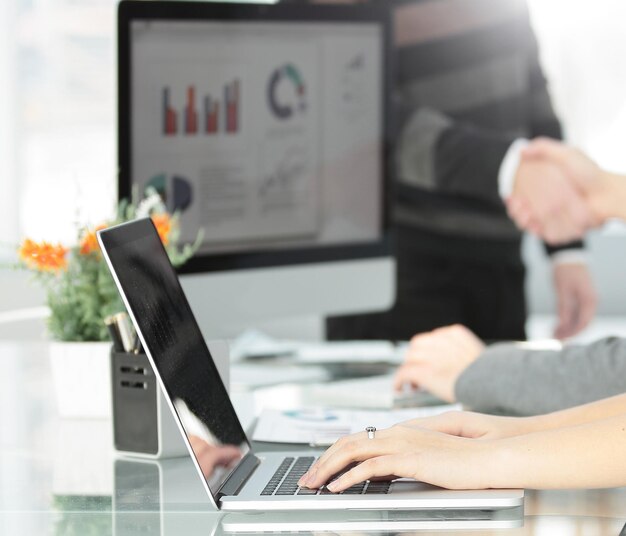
xmin=507 ymin=145 xmax=595 ymax=244
xmin=524 ymin=137 xmax=602 ymax=197
xmin=297 ymin=424 xmax=492 ymax=492
xmin=188 ymin=435 xmax=242 ymax=479
xmin=393 ymin=325 xmax=485 ymax=402
xmin=521 ymin=138 xmax=626 ymax=224
xmin=552 ymin=262 xmax=597 ymax=339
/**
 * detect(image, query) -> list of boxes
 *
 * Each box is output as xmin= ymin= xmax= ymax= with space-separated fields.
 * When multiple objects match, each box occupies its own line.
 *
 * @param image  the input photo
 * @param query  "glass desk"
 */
xmin=2 ymin=341 xmax=626 ymax=535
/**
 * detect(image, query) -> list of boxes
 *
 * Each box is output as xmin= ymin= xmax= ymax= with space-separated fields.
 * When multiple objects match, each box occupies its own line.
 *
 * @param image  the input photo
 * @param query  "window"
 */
xmin=528 ymin=0 xmax=626 ymax=173
xmin=0 ymin=1 xmax=18 ymax=248
xmin=7 ymin=0 xmax=117 ymax=247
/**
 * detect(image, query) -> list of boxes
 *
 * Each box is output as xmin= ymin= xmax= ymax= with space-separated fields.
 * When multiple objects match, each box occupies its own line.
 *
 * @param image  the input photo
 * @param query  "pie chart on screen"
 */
xmin=267 ymin=63 xmax=307 ymax=120
xmin=146 ymin=174 xmax=193 ymax=213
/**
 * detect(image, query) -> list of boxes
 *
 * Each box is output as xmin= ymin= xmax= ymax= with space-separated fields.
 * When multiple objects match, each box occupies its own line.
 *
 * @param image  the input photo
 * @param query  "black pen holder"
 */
xmin=111 ymin=349 xmax=188 ymax=459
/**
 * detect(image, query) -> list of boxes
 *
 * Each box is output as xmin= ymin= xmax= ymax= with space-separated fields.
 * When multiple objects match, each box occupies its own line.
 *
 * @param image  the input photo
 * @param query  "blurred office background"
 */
xmin=2 ymin=0 xmax=626 ymax=338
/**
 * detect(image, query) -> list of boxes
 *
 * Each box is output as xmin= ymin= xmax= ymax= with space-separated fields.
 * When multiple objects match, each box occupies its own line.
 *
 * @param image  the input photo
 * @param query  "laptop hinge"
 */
xmin=217 ymin=452 xmax=260 ymax=500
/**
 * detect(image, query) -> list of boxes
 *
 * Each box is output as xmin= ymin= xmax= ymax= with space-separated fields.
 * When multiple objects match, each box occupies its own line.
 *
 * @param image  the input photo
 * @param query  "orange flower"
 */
xmin=80 ymin=224 xmax=107 ymax=255
xmin=151 ymin=213 xmax=172 ymax=246
xmin=19 ymin=239 xmax=68 ymax=272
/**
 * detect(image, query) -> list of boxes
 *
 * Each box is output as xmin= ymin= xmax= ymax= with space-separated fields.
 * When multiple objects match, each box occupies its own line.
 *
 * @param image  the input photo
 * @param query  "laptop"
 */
xmin=113 ymin=458 xmax=524 ymax=532
xmin=98 ymin=218 xmax=523 ymax=512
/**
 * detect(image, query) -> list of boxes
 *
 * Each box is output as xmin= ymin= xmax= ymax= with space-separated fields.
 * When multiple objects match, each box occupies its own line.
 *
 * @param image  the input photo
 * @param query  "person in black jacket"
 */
xmin=284 ymin=0 xmax=597 ymax=342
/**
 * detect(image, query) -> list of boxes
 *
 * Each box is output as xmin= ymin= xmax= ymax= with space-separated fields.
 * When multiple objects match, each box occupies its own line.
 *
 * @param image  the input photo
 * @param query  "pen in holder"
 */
xmin=107 ymin=312 xmax=231 ymax=459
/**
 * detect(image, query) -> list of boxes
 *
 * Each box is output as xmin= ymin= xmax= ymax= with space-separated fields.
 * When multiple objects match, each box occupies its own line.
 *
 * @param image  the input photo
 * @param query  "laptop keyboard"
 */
xmin=261 ymin=456 xmax=391 ymax=497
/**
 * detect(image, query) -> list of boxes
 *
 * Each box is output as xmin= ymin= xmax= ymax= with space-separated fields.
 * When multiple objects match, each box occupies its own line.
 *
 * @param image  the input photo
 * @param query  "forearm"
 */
xmin=486 ymin=414 xmax=626 ymax=489
xmin=593 ymin=170 xmax=626 ymax=222
xmin=522 ymin=393 xmax=626 ymax=434
xmin=432 ymin=124 xmax=514 ymax=205
xmin=455 ymin=337 xmax=626 ymax=416
xmin=396 ymin=108 xmax=514 ymax=206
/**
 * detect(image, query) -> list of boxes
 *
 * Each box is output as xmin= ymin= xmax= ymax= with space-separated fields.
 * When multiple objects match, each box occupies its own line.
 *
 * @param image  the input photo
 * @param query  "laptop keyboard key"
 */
xmin=263 ymin=457 xmax=390 ymax=498
xmin=342 ymin=484 xmax=366 ymax=494
xmin=365 ymin=481 xmax=391 ymax=494
xmin=275 ymin=489 xmax=298 ymax=495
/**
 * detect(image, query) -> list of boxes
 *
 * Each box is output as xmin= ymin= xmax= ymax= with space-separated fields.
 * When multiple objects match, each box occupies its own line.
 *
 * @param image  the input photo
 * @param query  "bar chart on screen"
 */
xmin=161 ymin=79 xmax=241 ymax=137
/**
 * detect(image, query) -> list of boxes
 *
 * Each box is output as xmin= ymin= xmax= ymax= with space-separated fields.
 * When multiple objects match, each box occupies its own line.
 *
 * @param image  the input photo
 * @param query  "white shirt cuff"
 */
xmin=550 ymin=249 xmax=589 ymax=266
xmin=498 ymin=138 xmax=529 ymax=200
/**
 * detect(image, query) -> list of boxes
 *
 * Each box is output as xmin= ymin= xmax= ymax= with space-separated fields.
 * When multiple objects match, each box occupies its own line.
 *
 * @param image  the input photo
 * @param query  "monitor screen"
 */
xmin=119 ymin=2 xmax=390 ymax=273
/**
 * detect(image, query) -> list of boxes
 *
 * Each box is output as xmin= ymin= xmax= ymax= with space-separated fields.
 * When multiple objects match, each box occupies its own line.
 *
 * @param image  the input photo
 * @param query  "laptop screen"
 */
xmin=99 ymin=219 xmax=250 ymax=500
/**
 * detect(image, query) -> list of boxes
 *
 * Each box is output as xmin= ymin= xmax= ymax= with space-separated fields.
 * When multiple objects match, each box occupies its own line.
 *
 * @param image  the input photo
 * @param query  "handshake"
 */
xmin=507 ymin=138 xmax=619 ymax=244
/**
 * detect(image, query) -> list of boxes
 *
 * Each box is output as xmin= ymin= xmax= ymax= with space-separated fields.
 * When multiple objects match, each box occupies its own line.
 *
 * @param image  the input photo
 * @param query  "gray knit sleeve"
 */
xmin=454 ymin=337 xmax=626 ymax=416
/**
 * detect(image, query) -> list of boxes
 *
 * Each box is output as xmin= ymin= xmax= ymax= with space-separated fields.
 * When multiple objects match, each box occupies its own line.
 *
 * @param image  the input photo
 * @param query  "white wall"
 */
xmin=528 ymin=0 xmax=626 ymax=172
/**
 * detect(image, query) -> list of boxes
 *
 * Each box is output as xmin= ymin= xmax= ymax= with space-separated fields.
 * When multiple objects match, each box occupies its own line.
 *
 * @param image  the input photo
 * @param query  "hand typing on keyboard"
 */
xmin=261 ymin=457 xmax=391 ymax=496
xmin=297 ymin=414 xmax=498 ymax=492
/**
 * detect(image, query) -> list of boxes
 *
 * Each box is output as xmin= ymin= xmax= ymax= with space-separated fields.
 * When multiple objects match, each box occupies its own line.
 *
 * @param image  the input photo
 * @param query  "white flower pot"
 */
xmin=49 ymin=341 xmax=113 ymax=419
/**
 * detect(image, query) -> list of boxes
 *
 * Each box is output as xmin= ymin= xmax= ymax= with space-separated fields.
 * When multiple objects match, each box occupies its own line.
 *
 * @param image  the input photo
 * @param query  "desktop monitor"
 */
xmin=118 ymin=1 xmax=394 ymax=337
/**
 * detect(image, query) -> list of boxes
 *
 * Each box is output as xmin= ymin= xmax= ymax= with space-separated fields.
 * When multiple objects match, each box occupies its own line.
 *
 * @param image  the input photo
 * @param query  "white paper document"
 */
xmin=294 ymin=341 xmax=407 ymax=365
xmin=230 ymin=363 xmax=331 ymax=391
xmin=300 ymin=374 xmax=443 ymax=409
xmin=252 ymin=405 xmax=462 ymax=446
xmin=231 ymin=330 xmax=409 ymax=365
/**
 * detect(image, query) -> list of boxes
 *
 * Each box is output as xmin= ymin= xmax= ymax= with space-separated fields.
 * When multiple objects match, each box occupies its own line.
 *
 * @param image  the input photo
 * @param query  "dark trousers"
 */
xmin=326 ymin=238 xmax=527 ymax=343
